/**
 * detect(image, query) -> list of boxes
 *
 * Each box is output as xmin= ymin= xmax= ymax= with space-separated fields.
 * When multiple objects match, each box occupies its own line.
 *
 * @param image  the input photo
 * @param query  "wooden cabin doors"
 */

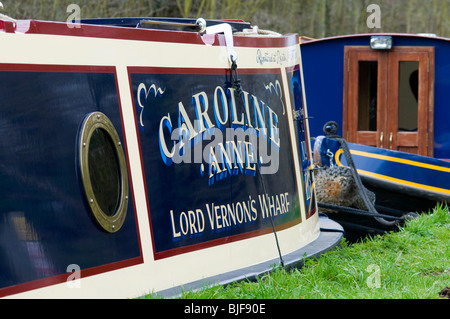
xmin=343 ymin=46 xmax=434 ymax=156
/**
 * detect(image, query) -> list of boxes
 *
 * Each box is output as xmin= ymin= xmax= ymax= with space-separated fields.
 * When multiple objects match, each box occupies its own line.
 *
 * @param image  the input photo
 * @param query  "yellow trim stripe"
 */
xmin=350 ymin=150 xmax=450 ymax=173
xmin=334 ymin=148 xmax=344 ymax=166
xmin=357 ymin=169 xmax=450 ymax=195
xmin=334 ymin=148 xmax=450 ymax=195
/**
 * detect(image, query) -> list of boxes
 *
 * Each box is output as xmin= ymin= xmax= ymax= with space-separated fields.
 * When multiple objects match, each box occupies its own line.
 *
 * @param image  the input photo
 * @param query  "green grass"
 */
xmin=148 ymin=204 xmax=449 ymax=299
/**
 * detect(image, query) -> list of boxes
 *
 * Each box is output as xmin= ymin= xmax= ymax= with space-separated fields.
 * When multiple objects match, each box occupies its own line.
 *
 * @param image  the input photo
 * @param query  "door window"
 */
xmin=358 ymin=61 xmax=378 ymax=132
xmin=397 ymin=61 xmax=419 ymax=132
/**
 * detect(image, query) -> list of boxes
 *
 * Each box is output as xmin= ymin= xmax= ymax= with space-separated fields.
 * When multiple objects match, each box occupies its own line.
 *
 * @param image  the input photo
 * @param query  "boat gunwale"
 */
xmin=3 ymin=18 xmax=299 ymax=48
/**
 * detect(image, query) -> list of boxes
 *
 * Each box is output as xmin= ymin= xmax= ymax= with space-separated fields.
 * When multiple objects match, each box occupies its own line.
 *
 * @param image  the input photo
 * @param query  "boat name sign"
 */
xmin=131 ymin=68 xmax=303 ymax=257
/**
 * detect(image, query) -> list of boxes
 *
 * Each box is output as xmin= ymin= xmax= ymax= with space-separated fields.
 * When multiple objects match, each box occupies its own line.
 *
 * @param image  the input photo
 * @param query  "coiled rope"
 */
xmin=321 ymin=121 xmax=400 ymax=226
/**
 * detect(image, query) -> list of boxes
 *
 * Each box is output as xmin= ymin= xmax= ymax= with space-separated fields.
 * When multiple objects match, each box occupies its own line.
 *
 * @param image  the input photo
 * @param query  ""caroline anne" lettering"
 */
xmin=158 ymin=86 xmax=280 ymax=166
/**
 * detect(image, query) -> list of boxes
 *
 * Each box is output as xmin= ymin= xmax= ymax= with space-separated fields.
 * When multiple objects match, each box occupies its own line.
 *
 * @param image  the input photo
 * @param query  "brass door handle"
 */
xmin=380 ymin=132 xmax=384 ymax=146
xmin=389 ymin=132 xmax=393 ymax=149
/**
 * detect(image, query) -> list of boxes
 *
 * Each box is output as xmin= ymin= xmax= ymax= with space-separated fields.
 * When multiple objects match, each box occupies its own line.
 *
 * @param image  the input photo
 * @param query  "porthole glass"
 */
xmin=88 ymin=128 xmax=121 ymax=216
xmin=79 ymin=112 xmax=129 ymax=233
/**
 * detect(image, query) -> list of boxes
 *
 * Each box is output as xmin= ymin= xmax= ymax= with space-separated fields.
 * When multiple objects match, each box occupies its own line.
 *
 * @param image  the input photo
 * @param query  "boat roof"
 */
xmin=1 ymin=16 xmax=296 ymax=48
xmin=300 ymin=32 xmax=449 ymax=44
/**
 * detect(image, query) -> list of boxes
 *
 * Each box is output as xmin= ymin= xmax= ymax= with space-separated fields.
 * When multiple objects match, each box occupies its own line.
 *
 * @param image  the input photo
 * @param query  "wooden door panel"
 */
xmin=386 ymin=47 xmax=434 ymax=156
xmin=343 ymin=45 xmax=434 ymax=157
xmin=397 ymin=132 xmax=418 ymax=147
xmin=343 ymin=47 xmax=386 ymax=148
xmin=356 ymin=131 xmax=378 ymax=147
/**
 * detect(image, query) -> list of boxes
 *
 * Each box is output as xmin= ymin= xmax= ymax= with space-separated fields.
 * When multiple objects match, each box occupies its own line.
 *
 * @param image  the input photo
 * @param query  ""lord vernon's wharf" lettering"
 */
xmin=170 ymin=192 xmax=290 ymax=239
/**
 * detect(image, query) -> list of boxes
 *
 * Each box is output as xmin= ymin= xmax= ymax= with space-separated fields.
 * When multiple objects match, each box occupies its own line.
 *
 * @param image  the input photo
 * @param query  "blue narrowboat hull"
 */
xmin=313 ymin=135 xmax=448 ymax=239
xmin=299 ymin=34 xmax=450 ymax=231
xmin=0 ymin=65 xmax=142 ymax=294
xmin=344 ymin=143 xmax=450 ymax=204
xmin=315 ymin=135 xmax=449 ymax=206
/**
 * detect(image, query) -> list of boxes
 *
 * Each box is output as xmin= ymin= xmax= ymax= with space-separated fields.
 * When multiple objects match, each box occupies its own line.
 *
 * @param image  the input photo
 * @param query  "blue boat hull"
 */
xmin=313 ymin=135 xmax=447 ymax=238
xmin=344 ymin=143 xmax=450 ymax=204
xmin=314 ymin=136 xmax=450 ymax=204
xmin=0 ymin=65 xmax=142 ymax=293
xmin=299 ymin=33 xmax=449 ymax=236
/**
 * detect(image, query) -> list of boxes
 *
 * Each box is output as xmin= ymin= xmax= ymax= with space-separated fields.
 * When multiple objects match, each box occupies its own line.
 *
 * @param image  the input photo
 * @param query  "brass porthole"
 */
xmin=79 ymin=112 xmax=129 ymax=233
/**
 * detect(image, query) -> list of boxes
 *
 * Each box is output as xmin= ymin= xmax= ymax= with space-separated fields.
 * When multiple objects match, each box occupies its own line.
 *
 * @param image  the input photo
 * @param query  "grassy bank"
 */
xmin=150 ymin=204 xmax=449 ymax=299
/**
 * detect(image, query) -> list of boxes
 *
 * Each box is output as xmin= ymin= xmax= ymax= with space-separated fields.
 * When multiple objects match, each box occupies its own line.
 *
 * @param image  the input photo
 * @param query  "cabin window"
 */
xmin=78 ymin=112 xmax=129 ymax=233
xmin=398 ymin=61 xmax=419 ymax=131
xmin=357 ymin=61 xmax=378 ymax=131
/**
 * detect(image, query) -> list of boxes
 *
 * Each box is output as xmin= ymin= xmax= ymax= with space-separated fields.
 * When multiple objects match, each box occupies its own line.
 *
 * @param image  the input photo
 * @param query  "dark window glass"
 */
xmin=358 ymin=61 xmax=378 ymax=131
xmin=88 ymin=128 xmax=120 ymax=216
xmin=398 ymin=61 xmax=419 ymax=131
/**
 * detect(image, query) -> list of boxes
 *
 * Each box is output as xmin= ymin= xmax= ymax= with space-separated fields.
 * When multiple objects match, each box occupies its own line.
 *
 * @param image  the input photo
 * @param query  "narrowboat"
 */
xmin=0 ymin=15 xmax=343 ymax=298
xmin=299 ymin=33 xmax=450 ymax=236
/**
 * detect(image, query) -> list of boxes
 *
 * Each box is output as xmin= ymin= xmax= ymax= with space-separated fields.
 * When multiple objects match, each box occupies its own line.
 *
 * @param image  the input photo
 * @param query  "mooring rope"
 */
xmin=322 ymin=121 xmax=400 ymax=226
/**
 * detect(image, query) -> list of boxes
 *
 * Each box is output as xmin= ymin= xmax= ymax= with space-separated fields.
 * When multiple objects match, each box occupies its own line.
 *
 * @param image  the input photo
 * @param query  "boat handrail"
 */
xmin=79 ymin=17 xmax=252 ymax=33
xmin=139 ymin=18 xmax=205 ymax=32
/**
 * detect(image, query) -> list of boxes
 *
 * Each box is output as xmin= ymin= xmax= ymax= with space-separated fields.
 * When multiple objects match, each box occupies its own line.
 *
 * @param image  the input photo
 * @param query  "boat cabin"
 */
xmin=301 ymin=33 xmax=450 ymax=160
